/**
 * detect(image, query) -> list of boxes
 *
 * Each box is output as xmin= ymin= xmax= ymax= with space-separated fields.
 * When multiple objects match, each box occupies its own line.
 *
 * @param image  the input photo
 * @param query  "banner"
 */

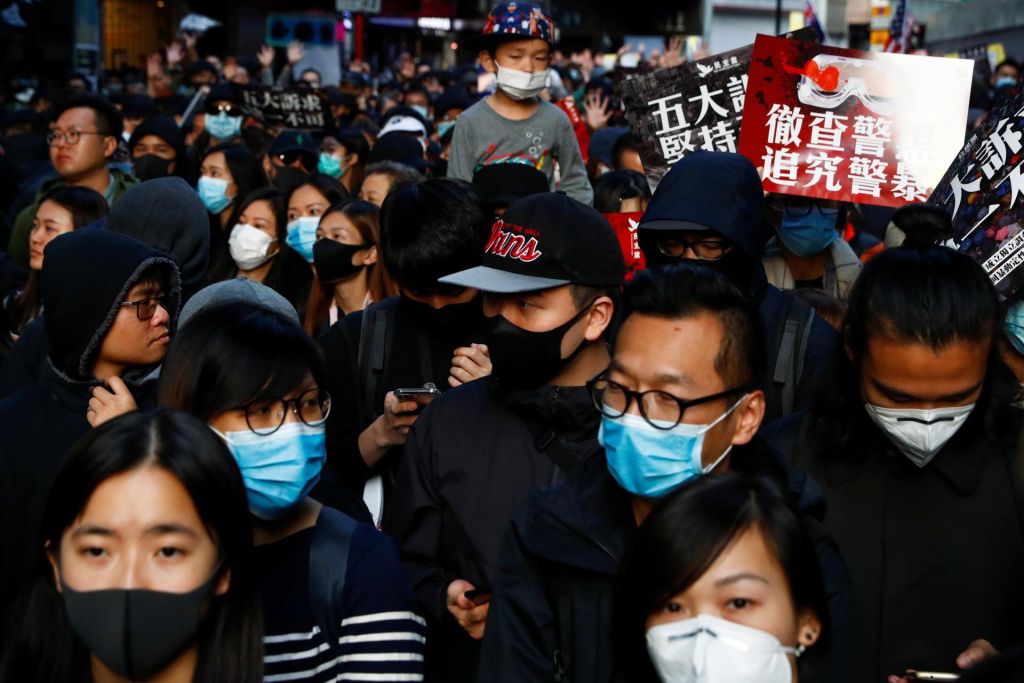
xmin=237 ymin=85 xmax=329 ymax=130
xmin=619 ymin=27 xmax=815 ymax=190
xmin=737 ymin=34 xmax=973 ymax=208
xmin=929 ymin=88 xmax=1024 ymax=298
xmin=604 ymin=212 xmax=646 ymax=280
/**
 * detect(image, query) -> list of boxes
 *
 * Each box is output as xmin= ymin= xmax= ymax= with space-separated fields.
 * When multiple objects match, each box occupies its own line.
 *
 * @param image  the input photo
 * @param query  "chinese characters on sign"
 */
xmin=603 ymin=212 xmax=647 ymax=280
xmin=737 ymin=34 xmax=972 ymax=208
xmin=929 ymin=88 xmax=1024 ymax=298
xmin=237 ymin=85 xmax=328 ymax=130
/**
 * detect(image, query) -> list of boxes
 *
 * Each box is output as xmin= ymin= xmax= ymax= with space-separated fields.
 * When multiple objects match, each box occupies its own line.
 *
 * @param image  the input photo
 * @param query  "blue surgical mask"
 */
xmin=437 ymin=120 xmax=456 ymax=138
xmin=411 ymin=105 xmax=429 ymax=121
xmin=197 ymin=175 xmax=232 ymax=215
xmin=996 ymin=76 xmax=1018 ymax=90
xmin=1005 ymin=299 xmax=1024 ymax=355
xmin=600 ymin=397 xmax=746 ymax=499
xmin=777 ymin=205 xmax=839 ymax=257
xmin=206 ymin=112 xmax=242 ymax=142
xmin=213 ymin=422 xmax=325 ymax=519
xmin=317 ymin=152 xmax=346 ymax=178
xmin=286 ymin=216 xmax=320 ymax=263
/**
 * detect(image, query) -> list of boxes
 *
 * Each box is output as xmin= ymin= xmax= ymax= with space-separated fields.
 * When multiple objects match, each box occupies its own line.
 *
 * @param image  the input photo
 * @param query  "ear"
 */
xmin=583 ymin=296 xmax=614 ymax=342
xmin=262 ymin=155 xmax=273 ymax=177
xmin=215 ymin=566 xmax=231 ymax=597
xmin=796 ymin=607 xmax=822 ymax=648
xmin=102 ymin=135 xmax=119 ymax=160
xmin=729 ymin=389 xmax=765 ymax=447
xmin=360 ymin=245 xmax=378 ymax=266
xmin=479 ymin=51 xmax=496 ymax=74
xmin=45 ymin=541 xmax=62 ymax=593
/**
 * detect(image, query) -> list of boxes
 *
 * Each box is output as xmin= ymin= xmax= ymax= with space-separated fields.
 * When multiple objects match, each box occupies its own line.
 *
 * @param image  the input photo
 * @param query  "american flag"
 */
xmin=884 ymin=0 xmax=914 ymax=53
xmin=804 ymin=0 xmax=825 ymax=42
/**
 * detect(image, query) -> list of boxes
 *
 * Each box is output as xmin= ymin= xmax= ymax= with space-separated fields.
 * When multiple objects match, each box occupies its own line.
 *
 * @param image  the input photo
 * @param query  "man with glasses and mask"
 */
xmin=477 ymin=262 xmax=849 ymax=683
xmin=762 ymin=194 xmax=862 ymax=302
xmin=263 ymin=130 xmax=319 ymax=195
xmin=385 ymin=192 xmax=625 ymax=683
xmin=637 ymin=151 xmax=837 ymax=420
xmin=0 ymin=228 xmax=180 ymax=614
xmin=7 ymin=94 xmax=138 ymax=268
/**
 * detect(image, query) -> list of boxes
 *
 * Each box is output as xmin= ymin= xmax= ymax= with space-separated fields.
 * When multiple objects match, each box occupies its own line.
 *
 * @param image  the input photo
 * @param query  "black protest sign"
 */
xmin=928 ymin=87 xmax=1024 ymax=298
xmin=237 ymin=85 xmax=329 ymax=130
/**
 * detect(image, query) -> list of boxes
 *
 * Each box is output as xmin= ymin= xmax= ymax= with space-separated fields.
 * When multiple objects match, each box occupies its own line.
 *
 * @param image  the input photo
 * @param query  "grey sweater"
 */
xmin=447 ymin=98 xmax=593 ymax=205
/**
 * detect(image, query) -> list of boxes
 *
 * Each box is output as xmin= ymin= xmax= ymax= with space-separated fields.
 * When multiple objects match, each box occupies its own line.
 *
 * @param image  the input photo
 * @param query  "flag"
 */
xmin=884 ymin=0 xmax=908 ymax=53
xmin=804 ymin=0 xmax=825 ymax=43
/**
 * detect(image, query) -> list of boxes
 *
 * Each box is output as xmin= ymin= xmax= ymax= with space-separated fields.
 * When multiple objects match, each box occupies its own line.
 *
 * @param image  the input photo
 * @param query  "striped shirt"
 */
xmin=256 ymin=522 xmax=427 ymax=682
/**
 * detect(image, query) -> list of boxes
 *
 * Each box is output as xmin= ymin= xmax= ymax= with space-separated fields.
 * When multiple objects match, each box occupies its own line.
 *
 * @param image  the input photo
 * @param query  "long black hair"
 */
xmin=808 ymin=245 xmax=1019 ymax=458
xmin=0 ymin=409 xmax=263 ymax=683
xmin=616 ymin=473 xmax=829 ymax=683
xmin=203 ymin=143 xmax=269 ymax=230
xmin=158 ymin=301 xmax=326 ymax=421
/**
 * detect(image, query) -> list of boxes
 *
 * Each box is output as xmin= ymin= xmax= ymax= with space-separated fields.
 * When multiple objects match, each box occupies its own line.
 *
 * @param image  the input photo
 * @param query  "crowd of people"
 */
xmin=0 ymin=1 xmax=1023 ymax=682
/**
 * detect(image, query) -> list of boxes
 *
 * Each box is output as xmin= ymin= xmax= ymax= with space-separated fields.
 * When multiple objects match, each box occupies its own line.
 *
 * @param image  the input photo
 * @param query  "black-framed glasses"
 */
xmin=769 ymin=197 xmax=840 ymax=218
xmin=656 ymin=235 xmax=733 ymax=261
xmin=46 ymin=129 xmax=110 ymax=146
xmin=119 ymin=295 xmax=173 ymax=321
xmin=205 ymin=102 xmax=242 ymax=117
xmin=240 ymin=389 xmax=332 ymax=436
xmin=587 ymin=376 xmax=747 ymax=430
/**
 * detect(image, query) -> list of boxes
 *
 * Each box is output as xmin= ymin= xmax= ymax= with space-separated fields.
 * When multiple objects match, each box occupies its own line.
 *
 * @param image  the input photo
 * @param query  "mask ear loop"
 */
xmin=698 ymin=392 xmax=751 ymax=474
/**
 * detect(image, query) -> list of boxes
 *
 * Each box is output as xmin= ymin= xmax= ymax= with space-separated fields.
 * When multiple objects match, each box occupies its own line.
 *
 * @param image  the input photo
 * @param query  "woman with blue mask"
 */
xmin=285 ymin=174 xmax=348 ymax=265
xmin=199 ymin=144 xmax=268 ymax=280
xmin=158 ymin=301 xmax=425 ymax=683
xmin=762 ymin=194 xmax=863 ymax=302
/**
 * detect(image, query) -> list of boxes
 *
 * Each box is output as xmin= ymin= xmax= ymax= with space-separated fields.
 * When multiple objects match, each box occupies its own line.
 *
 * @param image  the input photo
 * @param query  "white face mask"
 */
xmin=646 ymin=614 xmax=801 ymax=683
xmin=864 ymin=402 xmax=975 ymax=467
xmin=495 ymin=64 xmax=550 ymax=100
xmin=228 ymin=223 xmax=277 ymax=271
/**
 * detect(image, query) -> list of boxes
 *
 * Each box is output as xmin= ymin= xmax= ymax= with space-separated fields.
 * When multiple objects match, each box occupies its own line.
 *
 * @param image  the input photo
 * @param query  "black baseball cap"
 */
xmin=440 ymin=192 xmax=626 ymax=293
xmin=269 ymin=130 xmax=319 ymax=158
xmin=472 ymin=163 xmax=549 ymax=209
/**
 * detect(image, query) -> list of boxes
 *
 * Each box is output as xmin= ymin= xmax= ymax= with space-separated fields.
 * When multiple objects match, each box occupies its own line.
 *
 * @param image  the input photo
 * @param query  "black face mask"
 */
xmin=313 ymin=238 xmax=368 ymax=283
xmin=486 ymin=305 xmax=591 ymax=389
xmin=133 ymin=154 xmax=174 ymax=181
xmin=697 ymin=249 xmax=756 ymax=295
xmin=61 ymin=566 xmax=221 ymax=680
xmin=272 ymin=165 xmax=310 ymax=195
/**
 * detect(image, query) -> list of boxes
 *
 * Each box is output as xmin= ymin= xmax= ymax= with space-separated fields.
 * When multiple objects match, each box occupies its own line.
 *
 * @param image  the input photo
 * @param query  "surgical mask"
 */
xmin=864 ymin=402 xmax=975 ymax=467
xmin=133 ymin=154 xmax=174 ymax=181
xmin=286 ymin=216 xmax=320 ymax=263
xmin=601 ymin=398 xmax=745 ymax=498
xmin=272 ymin=165 xmax=309 ymax=195
xmin=777 ymin=205 xmax=839 ymax=257
xmin=646 ymin=614 xmax=801 ymax=683
xmin=486 ymin=305 xmax=590 ymax=389
xmin=206 ymin=112 xmax=242 ymax=142
xmin=313 ymin=238 xmax=368 ymax=283
xmin=318 ymin=152 xmax=348 ymax=178
xmin=61 ymin=566 xmax=222 ymax=680
xmin=1005 ymin=299 xmax=1024 ymax=355
xmin=197 ymin=175 xmax=232 ymax=215
xmin=996 ymin=76 xmax=1017 ymax=90
xmin=213 ymin=422 xmax=325 ymax=519
xmin=229 ymin=223 xmax=277 ymax=271
xmin=411 ymin=104 xmax=429 ymax=120
xmin=438 ymin=120 xmax=456 ymax=138
xmin=495 ymin=64 xmax=550 ymax=100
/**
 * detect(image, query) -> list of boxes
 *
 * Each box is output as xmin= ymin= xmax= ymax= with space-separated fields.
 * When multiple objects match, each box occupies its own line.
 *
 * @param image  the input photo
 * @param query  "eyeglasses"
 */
xmin=46 ymin=129 xmax=110 ymax=146
xmin=587 ymin=376 xmax=747 ymax=430
xmin=655 ymin=235 xmax=733 ymax=261
xmin=205 ymin=103 xmax=242 ymax=117
xmin=769 ymin=198 xmax=840 ymax=218
xmin=240 ymin=389 xmax=332 ymax=436
xmin=119 ymin=295 xmax=173 ymax=321
xmin=275 ymin=150 xmax=317 ymax=168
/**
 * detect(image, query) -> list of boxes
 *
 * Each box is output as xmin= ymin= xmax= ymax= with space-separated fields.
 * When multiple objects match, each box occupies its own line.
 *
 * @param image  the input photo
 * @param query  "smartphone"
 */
xmin=464 ymin=589 xmax=491 ymax=606
xmin=906 ymin=672 xmax=959 ymax=681
xmin=394 ymin=383 xmax=440 ymax=404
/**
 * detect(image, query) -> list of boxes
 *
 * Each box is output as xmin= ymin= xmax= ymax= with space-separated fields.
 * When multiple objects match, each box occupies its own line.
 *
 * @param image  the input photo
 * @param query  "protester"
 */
xmin=387 ymin=192 xmax=624 ymax=682
xmin=762 ymin=195 xmax=863 ymax=302
xmin=359 ymin=160 xmax=424 ymax=207
xmin=470 ymin=162 xmax=549 ymax=215
xmin=765 ymin=246 xmax=1024 ymax=681
xmin=0 ymin=229 xmax=180 ymax=613
xmin=285 ymin=173 xmax=348 ymax=265
xmin=201 ymin=82 xmax=246 ymax=147
xmin=7 ymin=94 xmax=137 ymax=268
xmin=638 ymin=151 xmax=836 ymax=420
xmin=617 ymin=474 xmax=828 ymax=683
xmin=2 ymin=186 xmax=108 ymax=339
xmin=592 ymin=169 xmax=651 ymax=214
xmin=127 ymin=114 xmax=191 ymax=182
xmin=586 ymin=125 xmax=629 ymax=179
xmin=319 ymin=132 xmax=369 ymax=194
xmin=159 ymin=300 xmax=426 ymax=682
xmin=0 ymin=408 xmax=264 ymax=683
xmin=447 ymin=2 xmax=593 ymax=205
xmin=263 ymin=129 xmax=318 ymax=195
xmin=199 ymin=143 xmax=268 ymax=276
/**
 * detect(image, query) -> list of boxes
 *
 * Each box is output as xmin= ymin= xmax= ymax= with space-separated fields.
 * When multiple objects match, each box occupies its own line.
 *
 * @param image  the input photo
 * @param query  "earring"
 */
xmin=794 ymin=644 xmax=806 ymax=657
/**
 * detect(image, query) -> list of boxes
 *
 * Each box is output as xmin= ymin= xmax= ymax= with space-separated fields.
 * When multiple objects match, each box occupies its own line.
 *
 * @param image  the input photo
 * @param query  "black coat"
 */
xmin=385 ymin=377 xmax=602 ymax=683
xmin=477 ymin=438 xmax=852 ymax=683
xmin=766 ymin=408 xmax=1024 ymax=681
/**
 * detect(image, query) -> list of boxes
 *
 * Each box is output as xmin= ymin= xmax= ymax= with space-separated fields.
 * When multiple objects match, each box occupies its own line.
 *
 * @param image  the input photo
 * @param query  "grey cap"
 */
xmin=179 ymin=278 xmax=300 ymax=329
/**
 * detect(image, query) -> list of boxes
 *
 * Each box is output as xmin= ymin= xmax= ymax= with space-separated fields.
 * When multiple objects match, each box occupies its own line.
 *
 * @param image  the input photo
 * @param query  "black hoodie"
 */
xmin=0 ymin=229 xmax=180 ymax=616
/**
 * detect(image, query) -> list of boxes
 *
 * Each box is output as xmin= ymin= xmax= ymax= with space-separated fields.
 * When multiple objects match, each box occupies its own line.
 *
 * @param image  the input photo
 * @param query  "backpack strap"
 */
xmin=356 ymin=300 xmax=397 ymax=422
xmin=771 ymin=295 xmax=815 ymax=417
xmin=515 ymin=407 xmax=578 ymax=485
xmin=309 ymin=506 xmax=359 ymax=657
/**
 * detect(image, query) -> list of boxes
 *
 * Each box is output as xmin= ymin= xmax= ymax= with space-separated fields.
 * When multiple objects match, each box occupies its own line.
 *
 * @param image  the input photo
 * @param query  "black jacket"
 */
xmin=0 ymin=230 xmax=179 ymax=617
xmin=385 ymin=377 xmax=602 ymax=683
xmin=477 ymin=438 xmax=851 ymax=683
xmin=766 ymin=407 xmax=1024 ymax=681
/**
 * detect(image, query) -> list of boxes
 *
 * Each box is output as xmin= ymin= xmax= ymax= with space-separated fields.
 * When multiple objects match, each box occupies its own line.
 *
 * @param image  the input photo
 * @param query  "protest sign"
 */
xmin=618 ymin=27 xmax=815 ymax=190
xmin=237 ymin=85 xmax=329 ymax=130
xmin=737 ymin=34 xmax=972 ymax=208
xmin=604 ymin=212 xmax=646 ymax=280
xmin=928 ymin=88 xmax=1024 ymax=298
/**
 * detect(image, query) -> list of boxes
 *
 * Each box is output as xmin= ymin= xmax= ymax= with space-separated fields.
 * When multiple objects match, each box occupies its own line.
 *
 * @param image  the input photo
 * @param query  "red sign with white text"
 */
xmin=738 ymin=34 xmax=972 ymax=208
xmin=604 ymin=212 xmax=646 ymax=280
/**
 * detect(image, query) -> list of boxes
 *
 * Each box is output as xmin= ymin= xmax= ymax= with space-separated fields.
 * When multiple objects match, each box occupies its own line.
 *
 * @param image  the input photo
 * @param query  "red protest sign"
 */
xmin=737 ymin=34 xmax=972 ymax=208
xmin=604 ymin=212 xmax=646 ymax=280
